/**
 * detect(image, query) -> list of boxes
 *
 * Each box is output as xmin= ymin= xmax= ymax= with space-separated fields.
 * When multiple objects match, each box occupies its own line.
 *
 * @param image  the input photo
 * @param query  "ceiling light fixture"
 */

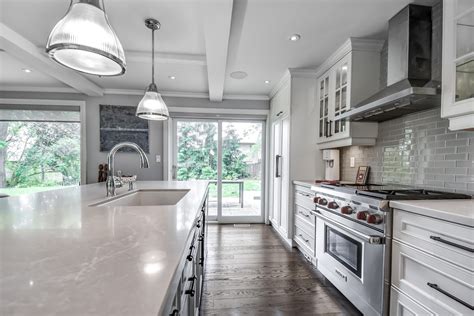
xmin=289 ymin=34 xmax=301 ymax=41
xmin=45 ymin=0 xmax=126 ymax=76
xmin=168 ymin=76 xmax=176 ymax=80
xmin=264 ymin=80 xmax=271 ymax=84
xmin=136 ymin=18 xmax=169 ymax=121
xmin=22 ymin=68 xmax=32 ymax=73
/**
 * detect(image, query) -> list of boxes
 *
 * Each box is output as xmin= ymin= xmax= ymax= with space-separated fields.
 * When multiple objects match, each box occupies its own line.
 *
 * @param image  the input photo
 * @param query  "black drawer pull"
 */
xmin=169 ymin=309 xmax=179 ymax=316
xmin=427 ymin=283 xmax=474 ymax=310
xmin=299 ymin=211 xmax=310 ymax=218
xmin=186 ymin=245 xmax=195 ymax=261
xmin=430 ymin=236 xmax=474 ymax=253
xmin=185 ymin=276 xmax=196 ymax=297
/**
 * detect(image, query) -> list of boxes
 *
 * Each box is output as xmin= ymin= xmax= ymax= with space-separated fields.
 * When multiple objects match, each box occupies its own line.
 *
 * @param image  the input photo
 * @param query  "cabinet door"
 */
xmin=270 ymin=120 xmax=282 ymax=226
xmin=317 ymin=71 xmax=331 ymax=142
xmin=279 ymin=116 xmax=290 ymax=236
xmin=441 ymin=0 xmax=474 ymax=129
xmin=332 ymin=54 xmax=351 ymax=140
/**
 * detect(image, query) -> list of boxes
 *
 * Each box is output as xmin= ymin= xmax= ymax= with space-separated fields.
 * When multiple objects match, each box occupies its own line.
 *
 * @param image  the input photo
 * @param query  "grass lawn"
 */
xmin=0 ymin=186 xmax=71 ymax=197
xmin=208 ymin=179 xmax=261 ymax=198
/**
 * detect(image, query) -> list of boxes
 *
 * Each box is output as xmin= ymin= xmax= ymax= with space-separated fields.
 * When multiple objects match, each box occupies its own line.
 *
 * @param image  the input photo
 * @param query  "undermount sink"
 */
xmin=90 ymin=189 xmax=190 ymax=207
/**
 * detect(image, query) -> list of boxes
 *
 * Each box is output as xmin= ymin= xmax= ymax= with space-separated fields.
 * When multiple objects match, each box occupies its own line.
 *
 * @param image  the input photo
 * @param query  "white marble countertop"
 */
xmin=390 ymin=199 xmax=474 ymax=227
xmin=293 ymin=180 xmax=315 ymax=188
xmin=0 ymin=181 xmax=209 ymax=316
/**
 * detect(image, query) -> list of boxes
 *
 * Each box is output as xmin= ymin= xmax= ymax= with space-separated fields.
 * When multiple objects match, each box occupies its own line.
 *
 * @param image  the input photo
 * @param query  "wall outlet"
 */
xmin=350 ymin=157 xmax=355 ymax=168
xmin=155 ymin=155 xmax=161 ymax=163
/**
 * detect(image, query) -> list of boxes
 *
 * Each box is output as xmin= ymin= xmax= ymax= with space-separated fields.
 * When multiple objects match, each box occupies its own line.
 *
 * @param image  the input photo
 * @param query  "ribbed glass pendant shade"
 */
xmin=46 ymin=0 xmax=126 ymax=76
xmin=136 ymin=84 xmax=170 ymax=120
xmin=136 ymin=18 xmax=169 ymax=121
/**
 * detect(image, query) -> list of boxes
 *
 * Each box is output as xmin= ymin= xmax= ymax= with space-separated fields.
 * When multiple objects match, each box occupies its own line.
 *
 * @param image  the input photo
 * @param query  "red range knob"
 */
xmin=328 ymin=201 xmax=339 ymax=209
xmin=356 ymin=211 xmax=369 ymax=220
xmin=367 ymin=214 xmax=383 ymax=224
xmin=313 ymin=196 xmax=320 ymax=203
xmin=318 ymin=198 xmax=328 ymax=206
xmin=341 ymin=206 xmax=354 ymax=214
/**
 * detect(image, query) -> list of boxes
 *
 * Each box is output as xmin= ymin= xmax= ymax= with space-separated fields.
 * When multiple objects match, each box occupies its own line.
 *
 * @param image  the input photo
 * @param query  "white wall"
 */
xmin=0 ymin=91 xmax=269 ymax=184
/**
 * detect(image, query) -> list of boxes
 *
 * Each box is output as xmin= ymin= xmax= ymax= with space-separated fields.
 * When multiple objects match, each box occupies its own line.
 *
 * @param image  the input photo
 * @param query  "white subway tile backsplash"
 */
xmin=340 ymin=108 xmax=474 ymax=195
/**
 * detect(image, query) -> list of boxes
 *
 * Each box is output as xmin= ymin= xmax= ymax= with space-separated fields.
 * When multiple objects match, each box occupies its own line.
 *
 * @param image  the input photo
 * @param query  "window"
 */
xmin=0 ymin=104 xmax=82 ymax=196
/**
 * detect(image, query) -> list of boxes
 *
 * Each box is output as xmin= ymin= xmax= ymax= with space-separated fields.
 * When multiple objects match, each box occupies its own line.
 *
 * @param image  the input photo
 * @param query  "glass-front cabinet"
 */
xmin=316 ymin=38 xmax=381 ymax=149
xmin=318 ymin=71 xmax=330 ymax=138
xmin=441 ymin=0 xmax=474 ymax=130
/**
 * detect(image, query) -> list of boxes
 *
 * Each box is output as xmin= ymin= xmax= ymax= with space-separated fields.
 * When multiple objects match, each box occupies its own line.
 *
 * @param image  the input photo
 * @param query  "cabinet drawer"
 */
xmin=294 ymin=213 xmax=315 ymax=238
xmin=294 ymin=225 xmax=315 ymax=256
xmin=294 ymin=190 xmax=315 ymax=211
xmin=390 ymin=287 xmax=432 ymax=316
xmin=393 ymin=209 xmax=474 ymax=271
xmin=392 ymin=240 xmax=474 ymax=315
xmin=294 ymin=205 xmax=316 ymax=228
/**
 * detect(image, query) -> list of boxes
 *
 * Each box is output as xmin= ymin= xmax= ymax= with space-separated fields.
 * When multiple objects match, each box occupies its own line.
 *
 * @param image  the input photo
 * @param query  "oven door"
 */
xmin=316 ymin=211 xmax=386 ymax=316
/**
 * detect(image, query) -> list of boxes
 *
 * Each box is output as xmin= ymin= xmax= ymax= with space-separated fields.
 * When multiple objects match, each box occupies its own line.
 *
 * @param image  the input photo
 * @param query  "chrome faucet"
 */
xmin=106 ymin=142 xmax=150 ymax=196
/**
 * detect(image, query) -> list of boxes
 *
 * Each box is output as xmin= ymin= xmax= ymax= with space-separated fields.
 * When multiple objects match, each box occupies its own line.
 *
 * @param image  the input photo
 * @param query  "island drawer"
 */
xmin=391 ymin=240 xmax=474 ymax=315
xmin=393 ymin=209 xmax=473 ymax=271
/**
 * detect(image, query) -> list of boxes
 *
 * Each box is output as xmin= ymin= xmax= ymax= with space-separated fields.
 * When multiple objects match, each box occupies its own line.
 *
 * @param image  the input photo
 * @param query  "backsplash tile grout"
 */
xmin=340 ymin=108 xmax=474 ymax=195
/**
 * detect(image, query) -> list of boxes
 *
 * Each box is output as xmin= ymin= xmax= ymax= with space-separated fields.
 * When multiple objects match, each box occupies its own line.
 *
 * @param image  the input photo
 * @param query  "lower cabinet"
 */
xmin=391 ymin=209 xmax=474 ymax=315
xmin=168 ymin=195 xmax=208 ymax=316
xmin=292 ymin=184 xmax=317 ymax=265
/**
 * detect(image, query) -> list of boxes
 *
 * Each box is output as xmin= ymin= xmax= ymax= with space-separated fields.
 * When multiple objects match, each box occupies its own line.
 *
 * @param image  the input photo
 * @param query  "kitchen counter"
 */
xmin=390 ymin=199 xmax=474 ymax=227
xmin=293 ymin=180 xmax=316 ymax=188
xmin=0 ymin=181 xmax=209 ymax=316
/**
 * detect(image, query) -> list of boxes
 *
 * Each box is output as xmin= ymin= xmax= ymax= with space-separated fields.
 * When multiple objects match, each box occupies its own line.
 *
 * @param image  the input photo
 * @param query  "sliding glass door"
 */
xmin=173 ymin=119 xmax=264 ymax=223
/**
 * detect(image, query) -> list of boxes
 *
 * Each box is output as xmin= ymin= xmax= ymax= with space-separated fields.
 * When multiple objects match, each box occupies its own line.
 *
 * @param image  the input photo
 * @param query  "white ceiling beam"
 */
xmin=0 ymin=22 xmax=104 ymax=96
xmin=126 ymin=51 xmax=206 ymax=66
xmin=201 ymin=0 xmax=234 ymax=102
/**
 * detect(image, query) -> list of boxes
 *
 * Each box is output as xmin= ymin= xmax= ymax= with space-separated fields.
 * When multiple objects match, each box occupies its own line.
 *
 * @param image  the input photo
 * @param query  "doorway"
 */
xmin=172 ymin=119 xmax=265 ymax=223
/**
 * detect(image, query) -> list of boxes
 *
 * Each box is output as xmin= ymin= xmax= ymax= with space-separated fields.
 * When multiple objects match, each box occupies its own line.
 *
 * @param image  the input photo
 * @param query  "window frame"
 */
xmin=0 ymin=98 xmax=87 ymax=185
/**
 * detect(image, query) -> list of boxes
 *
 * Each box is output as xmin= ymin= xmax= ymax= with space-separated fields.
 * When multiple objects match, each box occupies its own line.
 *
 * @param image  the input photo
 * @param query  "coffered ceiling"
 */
xmin=0 ymin=0 xmax=439 ymax=102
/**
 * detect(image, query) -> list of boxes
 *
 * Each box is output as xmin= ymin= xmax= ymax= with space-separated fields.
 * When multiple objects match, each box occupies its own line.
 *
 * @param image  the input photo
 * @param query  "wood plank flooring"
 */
xmin=201 ymin=224 xmax=361 ymax=316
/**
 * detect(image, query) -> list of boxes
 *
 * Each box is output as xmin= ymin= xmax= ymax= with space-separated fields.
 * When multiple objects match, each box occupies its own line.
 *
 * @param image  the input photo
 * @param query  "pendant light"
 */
xmin=136 ymin=18 xmax=169 ymax=121
xmin=46 ymin=0 xmax=126 ymax=76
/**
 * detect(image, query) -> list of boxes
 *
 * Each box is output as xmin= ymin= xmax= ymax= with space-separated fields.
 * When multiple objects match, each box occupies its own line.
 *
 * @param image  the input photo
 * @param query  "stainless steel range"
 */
xmin=311 ymin=183 xmax=471 ymax=316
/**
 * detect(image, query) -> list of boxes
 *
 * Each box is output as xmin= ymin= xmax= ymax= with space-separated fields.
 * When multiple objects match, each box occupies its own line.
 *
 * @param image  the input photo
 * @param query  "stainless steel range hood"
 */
xmin=338 ymin=4 xmax=441 ymax=122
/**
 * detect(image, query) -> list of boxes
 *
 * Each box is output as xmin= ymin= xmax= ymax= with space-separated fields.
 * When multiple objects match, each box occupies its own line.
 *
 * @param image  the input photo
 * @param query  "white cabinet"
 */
xmin=316 ymin=38 xmax=383 ymax=149
xmin=441 ymin=0 xmax=474 ymax=130
xmin=391 ymin=209 xmax=474 ymax=315
xmin=268 ymin=69 xmax=324 ymax=244
xmin=293 ymin=184 xmax=317 ymax=265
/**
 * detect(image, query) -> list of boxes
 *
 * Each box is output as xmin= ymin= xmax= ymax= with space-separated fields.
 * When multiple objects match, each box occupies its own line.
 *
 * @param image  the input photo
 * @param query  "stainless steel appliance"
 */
xmin=338 ymin=4 xmax=441 ymax=122
xmin=312 ymin=183 xmax=471 ymax=316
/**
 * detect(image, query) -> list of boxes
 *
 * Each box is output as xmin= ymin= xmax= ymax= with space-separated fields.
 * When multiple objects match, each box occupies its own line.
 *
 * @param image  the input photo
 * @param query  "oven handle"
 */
xmin=315 ymin=212 xmax=385 ymax=245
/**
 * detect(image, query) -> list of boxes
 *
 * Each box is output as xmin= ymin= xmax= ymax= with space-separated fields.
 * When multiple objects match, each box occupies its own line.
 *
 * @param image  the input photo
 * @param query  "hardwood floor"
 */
xmin=201 ymin=224 xmax=361 ymax=316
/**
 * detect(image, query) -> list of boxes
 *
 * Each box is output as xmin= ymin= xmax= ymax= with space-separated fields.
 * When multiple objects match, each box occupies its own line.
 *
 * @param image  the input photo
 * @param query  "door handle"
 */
xmin=172 ymin=165 xmax=177 ymax=180
xmin=275 ymin=155 xmax=282 ymax=178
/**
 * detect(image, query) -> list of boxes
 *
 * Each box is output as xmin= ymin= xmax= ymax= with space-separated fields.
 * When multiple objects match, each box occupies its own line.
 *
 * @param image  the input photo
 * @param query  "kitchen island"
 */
xmin=0 ymin=181 xmax=209 ymax=316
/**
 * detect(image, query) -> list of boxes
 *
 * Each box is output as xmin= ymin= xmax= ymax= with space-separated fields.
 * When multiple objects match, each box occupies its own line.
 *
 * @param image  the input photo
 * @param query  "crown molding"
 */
xmin=288 ymin=67 xmax=317 ymax=78
xmin=269 ymin=70 xmax=291 ymax=99
xmin=314 ymin=37 xmax=385 ymax=78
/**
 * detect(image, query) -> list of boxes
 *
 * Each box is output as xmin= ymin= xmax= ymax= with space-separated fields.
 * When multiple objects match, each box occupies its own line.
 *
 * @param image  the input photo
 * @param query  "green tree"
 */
xmin=222 ymin=126 xmax=248 ymax=180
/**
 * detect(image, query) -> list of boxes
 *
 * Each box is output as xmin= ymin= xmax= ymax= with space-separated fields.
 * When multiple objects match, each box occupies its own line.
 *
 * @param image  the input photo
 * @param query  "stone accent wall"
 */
xmin=340 ymin=108 xmax=474 ymax=195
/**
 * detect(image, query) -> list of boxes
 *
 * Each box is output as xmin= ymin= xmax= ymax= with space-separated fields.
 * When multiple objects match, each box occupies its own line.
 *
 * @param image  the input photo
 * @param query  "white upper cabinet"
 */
xmin=441 ymin=0 xmax=474 ymax=130
xmin=316 ymin=38 xmax=383 ymax=149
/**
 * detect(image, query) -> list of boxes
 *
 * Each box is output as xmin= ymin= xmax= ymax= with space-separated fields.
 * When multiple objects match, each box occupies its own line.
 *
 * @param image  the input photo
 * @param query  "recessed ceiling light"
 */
xmin=230 ymin=71 xmax=248 ymax=79
xmin=289 ymin=34 xmax=301 ymax=41
xmin=22 ymin=68 xmax=32 ymax=73
xmin=264 ymin=80 xmax=271 ymax=84
xmin=168 ymin=76 xmax=176 ymax=80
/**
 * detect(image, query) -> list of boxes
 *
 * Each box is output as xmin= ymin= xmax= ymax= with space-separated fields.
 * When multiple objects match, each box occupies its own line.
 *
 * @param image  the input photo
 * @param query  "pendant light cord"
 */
xmin=151 ymin=28 xmax=155 ymax=85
